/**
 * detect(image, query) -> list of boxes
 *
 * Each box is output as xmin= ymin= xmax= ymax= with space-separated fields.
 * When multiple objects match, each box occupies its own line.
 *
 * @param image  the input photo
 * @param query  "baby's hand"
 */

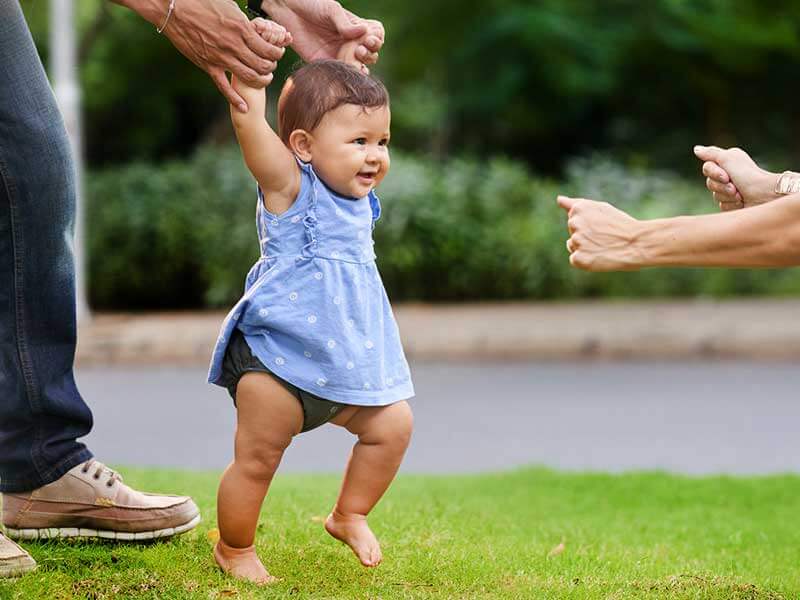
xmin=239 ymin=19 xmax=291 ymax=89
xmin=252 ymin=18 xmax=292 ymax=52
xmin=337 ymin=40 xmax=370 ymax=74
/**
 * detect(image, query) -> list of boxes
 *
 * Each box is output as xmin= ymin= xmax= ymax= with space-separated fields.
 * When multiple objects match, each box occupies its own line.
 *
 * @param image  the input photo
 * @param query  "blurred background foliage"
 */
xmin=86 ymin=147 xmax=800 ymax=309
xmin=20 ymin=0 xmax=800 ymax=308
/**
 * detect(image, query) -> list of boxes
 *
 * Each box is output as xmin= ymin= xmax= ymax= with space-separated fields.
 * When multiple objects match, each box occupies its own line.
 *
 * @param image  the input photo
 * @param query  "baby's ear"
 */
xmin=288 ymin=130 xmax=313 ymax=162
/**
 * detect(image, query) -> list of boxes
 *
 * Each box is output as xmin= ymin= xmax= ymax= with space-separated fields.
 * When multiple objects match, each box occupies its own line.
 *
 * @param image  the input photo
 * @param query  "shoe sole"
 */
xmin=0 ymin=559 xmax=37 ymax=578
xmin=5 ymin=514 xmax=200 ymax=542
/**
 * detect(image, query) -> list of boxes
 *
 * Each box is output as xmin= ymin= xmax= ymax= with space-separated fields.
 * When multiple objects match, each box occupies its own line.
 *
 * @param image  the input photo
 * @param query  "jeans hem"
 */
xmin=0 ymin=447 xmax=93 ymax=493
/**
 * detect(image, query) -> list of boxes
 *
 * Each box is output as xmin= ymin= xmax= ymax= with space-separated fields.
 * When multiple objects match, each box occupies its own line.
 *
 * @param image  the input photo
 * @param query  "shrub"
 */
xmin=85 ymin=146 xmax=800 ymax=309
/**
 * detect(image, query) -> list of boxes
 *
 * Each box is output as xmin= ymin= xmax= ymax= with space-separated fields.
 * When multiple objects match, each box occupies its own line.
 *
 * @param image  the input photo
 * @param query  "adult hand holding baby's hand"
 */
xmin=251 ymin=18 xmax=292 ymax=86
xmin=262 ymin=0 xmax=384 ymax=69
xmin=153 ymin=0 xmax=289 ymax=113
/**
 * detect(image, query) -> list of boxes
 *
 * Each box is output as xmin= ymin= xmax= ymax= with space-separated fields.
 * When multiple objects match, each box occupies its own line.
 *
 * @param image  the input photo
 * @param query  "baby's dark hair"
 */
xmin=277 ymin=60 xmax=389 ymax=145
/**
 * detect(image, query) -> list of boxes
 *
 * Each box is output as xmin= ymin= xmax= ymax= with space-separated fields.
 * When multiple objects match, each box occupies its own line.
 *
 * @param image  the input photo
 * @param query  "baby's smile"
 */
xmin=356 ymin=170 xmax=378 ymax=185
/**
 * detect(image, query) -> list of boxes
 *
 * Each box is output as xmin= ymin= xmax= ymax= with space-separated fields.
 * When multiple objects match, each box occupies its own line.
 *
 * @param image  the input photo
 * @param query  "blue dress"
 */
xmin=208 ymin=161 xmax=414 ymax=405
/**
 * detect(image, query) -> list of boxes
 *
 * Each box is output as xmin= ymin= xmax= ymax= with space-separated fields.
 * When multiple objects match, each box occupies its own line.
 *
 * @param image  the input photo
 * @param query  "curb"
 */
xmin=74 ymin=300 xmax=800 ymax=366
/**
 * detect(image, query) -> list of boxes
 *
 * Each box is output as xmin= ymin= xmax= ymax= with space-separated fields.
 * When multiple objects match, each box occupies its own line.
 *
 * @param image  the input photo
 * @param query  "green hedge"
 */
xmin=86 ymin=147 xmax=800 ymax=309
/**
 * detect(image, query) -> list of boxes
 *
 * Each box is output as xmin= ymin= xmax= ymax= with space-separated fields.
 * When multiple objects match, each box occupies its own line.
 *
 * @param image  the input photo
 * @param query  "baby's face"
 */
xmin=307 ymin=104 xmax=391 ymax=198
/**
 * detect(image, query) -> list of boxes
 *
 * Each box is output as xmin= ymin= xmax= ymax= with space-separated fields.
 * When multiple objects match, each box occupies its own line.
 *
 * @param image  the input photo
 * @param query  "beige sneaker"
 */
xmin=0 ymin=531 xmax=36 ymax=577
xmin=1 ymin=460 xmax=200 ymax=541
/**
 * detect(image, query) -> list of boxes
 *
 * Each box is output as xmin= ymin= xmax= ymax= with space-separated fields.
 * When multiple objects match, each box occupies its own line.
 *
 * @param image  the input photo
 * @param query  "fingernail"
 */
xmin=238 ymin=103 xmax=248 ymax=113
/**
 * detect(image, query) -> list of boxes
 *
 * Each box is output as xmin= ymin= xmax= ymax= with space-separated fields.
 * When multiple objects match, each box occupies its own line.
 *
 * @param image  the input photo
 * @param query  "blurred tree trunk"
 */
xmin=78 ymin=3 xmax=112 ymax=63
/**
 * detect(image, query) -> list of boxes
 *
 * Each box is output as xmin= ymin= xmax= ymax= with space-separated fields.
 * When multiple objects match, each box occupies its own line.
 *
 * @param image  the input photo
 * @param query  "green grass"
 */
xmin=2 ymin=468 xmax=799 ymax=599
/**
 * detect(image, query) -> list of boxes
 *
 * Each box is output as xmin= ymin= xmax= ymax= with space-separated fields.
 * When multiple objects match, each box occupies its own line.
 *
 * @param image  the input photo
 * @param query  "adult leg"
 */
xmin=215 ymin=372 xmax=303 ymax=584
xmin=0 ymin=4 xmax=200 ymax=547
xmin=326 ymin=401 xmax=413 ymax=567
xmin=0 ymin=0 xmax=92 ymax=494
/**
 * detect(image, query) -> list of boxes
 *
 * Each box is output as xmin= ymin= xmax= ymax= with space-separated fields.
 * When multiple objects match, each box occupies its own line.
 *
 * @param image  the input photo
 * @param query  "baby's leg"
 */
xmin=215 ymin=372 xmax=303 ymax=584
xmin=326 ymin=401 xmax=413 ymax=567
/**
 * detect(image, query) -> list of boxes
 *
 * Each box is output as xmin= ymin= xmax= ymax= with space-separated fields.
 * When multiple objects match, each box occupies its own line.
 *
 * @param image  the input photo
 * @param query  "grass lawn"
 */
xmin=1 ymin=467 xmax=799 ymax=599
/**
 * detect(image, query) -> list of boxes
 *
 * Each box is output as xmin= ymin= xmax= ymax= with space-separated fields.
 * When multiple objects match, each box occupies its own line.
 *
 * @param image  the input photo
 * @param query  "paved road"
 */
xmin=77 ymin=361 xmax=800 ymax=475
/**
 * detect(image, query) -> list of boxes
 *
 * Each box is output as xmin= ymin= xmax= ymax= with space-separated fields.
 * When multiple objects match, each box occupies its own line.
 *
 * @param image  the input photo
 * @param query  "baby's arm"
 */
xmin=230 ymin=20 xmax=299 ymax=212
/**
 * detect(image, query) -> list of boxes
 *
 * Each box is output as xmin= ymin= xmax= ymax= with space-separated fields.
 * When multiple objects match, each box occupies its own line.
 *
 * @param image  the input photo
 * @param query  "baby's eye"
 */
xmin=379 ymin=138 xmax=389 ymax=147
xmin=353 ymin=138 xmax=367 ymax=145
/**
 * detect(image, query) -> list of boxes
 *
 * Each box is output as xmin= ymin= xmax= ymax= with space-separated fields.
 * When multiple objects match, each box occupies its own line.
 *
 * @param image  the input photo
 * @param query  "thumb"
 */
xmin=330 ymin=7 xmax=367 ymax=40
xmin=694 ymin=144 xmax=722 ymax=162
xmin=557 ymin=195 xmax=578 ymax=213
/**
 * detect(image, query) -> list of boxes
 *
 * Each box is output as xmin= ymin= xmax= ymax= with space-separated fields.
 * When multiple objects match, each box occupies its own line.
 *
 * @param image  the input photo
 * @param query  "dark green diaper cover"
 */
xmin=219 ymin=329 xmax=346 ymax=432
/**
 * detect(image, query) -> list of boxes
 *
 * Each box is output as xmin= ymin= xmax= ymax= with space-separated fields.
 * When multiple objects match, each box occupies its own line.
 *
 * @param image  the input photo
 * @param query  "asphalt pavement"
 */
xmin=78 ymin=360 xmax=800 ymax=475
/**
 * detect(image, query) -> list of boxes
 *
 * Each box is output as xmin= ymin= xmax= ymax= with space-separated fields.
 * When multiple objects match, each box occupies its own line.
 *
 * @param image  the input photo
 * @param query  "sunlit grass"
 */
xmin=3 ymin=467 xmax=799 ymax=599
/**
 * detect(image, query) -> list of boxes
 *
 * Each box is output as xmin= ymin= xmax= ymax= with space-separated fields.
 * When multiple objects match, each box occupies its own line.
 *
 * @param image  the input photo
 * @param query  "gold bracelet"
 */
xmin=156 ymin=0 xmax=176 ymax=34
xmin=775 ymin=171 xmax=800 ymax=195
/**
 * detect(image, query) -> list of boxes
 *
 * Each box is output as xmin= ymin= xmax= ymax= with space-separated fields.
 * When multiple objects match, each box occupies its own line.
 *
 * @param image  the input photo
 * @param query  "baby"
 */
xmin=206 ymin=19 xmax=414 ymax=584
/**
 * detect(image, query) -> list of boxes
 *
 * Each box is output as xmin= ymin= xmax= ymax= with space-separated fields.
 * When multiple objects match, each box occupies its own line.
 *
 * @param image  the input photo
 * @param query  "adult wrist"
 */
xmin=741 ymin=170 xmax=781 ymax=206
xmin=156 ymin=0 xmax=176 ymax=33
xmin=632 ymin=219 xmax=669 ymax=268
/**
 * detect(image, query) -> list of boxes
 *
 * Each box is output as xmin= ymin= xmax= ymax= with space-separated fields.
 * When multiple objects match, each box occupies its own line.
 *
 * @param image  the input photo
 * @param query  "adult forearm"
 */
xmin=636 ymin=193 xmax=800 ymax=268
xmin=108 ymin=0 xmax=284 ymax=111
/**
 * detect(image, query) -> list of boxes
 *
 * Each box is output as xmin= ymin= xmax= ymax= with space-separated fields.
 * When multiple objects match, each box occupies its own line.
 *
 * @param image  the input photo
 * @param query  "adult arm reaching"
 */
xmin=558 ymin=143 xmax=800 ymax=271
xmin=557 ymin=192 xmax=800 ymax=271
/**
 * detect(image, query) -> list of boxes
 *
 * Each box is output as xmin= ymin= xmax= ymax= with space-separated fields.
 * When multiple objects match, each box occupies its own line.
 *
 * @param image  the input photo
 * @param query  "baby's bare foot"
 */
xmin=213 ymin=539 xmax=278 ymax=585
xmin=324 ymin=510 xmax=382 ymax=567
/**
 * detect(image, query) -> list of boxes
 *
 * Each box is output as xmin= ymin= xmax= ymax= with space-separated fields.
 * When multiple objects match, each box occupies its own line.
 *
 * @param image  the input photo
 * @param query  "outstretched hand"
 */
xmin=263 ymin=0 xmax=384 ymax=69
xmin=556 ymin=195 xmax=643 ymax=272
xmin=693 ymin=145 xmax=779 ymax=211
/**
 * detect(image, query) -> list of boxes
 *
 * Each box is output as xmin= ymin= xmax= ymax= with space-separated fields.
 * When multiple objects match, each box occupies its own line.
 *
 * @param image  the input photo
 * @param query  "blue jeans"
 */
xmin=0 ymin=1 xmax=94 ymax=493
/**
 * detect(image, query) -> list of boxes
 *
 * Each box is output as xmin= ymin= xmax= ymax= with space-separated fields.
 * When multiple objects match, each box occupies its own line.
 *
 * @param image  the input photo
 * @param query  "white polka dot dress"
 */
xmin=208 ymin=160 xmax=414 ymax=406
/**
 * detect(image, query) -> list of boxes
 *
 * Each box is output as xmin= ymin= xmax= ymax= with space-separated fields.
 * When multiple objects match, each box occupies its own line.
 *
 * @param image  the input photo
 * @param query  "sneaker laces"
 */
xmin=80 ymin=459 xmax=123 ymax=488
